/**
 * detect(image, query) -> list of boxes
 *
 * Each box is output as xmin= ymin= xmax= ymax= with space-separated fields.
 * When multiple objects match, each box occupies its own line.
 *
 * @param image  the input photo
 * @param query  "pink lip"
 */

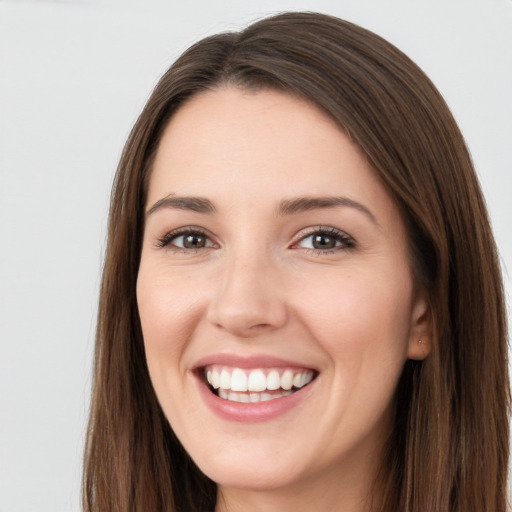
xmin=193 ymin=353 xmax=317 ymax=371
xmin=192 ymin=353 xmax=318 ymax=423
xmin=194 ymin=374 xmax=315 ymax=422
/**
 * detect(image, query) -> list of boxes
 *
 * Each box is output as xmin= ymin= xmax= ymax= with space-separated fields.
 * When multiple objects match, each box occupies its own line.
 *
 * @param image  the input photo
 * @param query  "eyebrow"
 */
xmin=146 ymin=195 xmax=216 ymax=216
xmin=146 ymin=194 xmax=377 ymax=225
xmin=277 ymin=196 xmax=378 ymax=225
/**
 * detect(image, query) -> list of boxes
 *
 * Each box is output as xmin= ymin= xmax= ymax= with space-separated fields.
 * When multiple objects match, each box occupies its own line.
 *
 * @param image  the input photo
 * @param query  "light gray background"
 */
xmin=1 ymin=1 xmax=510 ymax=510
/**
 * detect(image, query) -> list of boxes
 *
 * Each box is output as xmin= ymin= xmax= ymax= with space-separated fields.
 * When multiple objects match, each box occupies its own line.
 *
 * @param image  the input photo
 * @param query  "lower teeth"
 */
xmin=217 ymin=389 xmax=294 ymax=403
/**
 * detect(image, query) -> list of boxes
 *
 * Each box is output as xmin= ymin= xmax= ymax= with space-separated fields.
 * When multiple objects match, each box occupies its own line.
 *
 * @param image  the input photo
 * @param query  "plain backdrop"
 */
xmin=0 ymin=0 xmax=511 ymax=510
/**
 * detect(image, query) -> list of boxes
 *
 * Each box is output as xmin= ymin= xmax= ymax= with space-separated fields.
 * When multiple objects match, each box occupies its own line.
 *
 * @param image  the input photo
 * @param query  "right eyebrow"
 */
xmin=146 ymin=195 xmax=216 ymax=217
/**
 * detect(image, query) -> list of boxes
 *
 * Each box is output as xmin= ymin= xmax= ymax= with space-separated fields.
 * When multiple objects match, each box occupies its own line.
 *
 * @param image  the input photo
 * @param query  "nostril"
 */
xmin=249 ymin=323 xmax=272 ymax=330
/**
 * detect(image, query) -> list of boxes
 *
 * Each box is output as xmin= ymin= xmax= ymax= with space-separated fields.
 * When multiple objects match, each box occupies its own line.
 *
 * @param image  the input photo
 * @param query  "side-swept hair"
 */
xmin=83 ymin=12 xmax=509 ymax=512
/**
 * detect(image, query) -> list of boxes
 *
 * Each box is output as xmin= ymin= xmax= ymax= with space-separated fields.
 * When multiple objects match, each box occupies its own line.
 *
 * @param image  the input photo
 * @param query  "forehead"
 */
xmin=148 ymin=86 xmax=396 ymax=222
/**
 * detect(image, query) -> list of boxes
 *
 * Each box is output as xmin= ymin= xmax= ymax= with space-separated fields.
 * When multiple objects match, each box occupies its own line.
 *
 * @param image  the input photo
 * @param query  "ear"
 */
xmin=406 ymin=294 xmax=432 ymax=360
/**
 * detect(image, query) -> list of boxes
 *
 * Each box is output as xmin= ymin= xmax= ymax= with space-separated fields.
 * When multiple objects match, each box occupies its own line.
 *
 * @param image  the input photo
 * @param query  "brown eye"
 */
xmin=182 ymin=233 xmax=207 ymax=249
xmin=311 ymin=234 xmax=337 ymax=250
xmin=157 ymin=229 xmax=214 ymax=250
xmin=296 ymin=228 xmax=355 ymax=253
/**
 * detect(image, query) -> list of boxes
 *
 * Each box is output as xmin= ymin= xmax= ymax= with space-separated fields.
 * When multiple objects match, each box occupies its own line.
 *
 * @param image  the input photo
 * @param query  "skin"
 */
xmin=137 ymin=86 xmax=431 ymax=512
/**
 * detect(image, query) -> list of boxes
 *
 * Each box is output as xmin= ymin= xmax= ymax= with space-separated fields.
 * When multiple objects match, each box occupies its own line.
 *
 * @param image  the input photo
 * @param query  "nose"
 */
xmin=206 ymin=251 xmax=288 ymax=338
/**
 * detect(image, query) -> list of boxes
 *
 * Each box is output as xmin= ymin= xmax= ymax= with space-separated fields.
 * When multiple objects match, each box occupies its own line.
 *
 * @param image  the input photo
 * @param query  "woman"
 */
xmin=83 ymin=12 xmax=509 ymax=512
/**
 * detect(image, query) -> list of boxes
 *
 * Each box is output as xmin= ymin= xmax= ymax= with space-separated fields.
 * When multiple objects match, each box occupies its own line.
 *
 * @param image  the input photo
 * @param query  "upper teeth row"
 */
xmin=205 ymin=366 xmax=314 ymax=392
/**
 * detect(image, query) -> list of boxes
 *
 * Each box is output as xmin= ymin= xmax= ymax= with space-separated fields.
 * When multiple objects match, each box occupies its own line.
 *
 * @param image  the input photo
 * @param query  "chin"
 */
xmin=200 ymin=458 xmax=304 ymax=491
xmin=178 ymin=434 xmax=307 ymax=491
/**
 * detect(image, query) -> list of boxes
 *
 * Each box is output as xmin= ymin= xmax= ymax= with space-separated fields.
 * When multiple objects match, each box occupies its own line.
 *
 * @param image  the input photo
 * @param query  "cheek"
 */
xmin=290 ymin=270 xmax=414 ymax=443
xmin=292 ymin=267 xmax=413 ymax=377
xmin=136 ymin=263 xmax=200 ymax=375
xmin=136 ymin=264 xmax=207 ymax=430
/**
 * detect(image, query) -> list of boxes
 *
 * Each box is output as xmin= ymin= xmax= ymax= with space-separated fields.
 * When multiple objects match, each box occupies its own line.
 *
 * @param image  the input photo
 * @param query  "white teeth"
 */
xmin=216 ymin=389 xmax=295 ymax=403
xmin=280 ymin=369 xmax=293 ymax=390
xmin=266 ymin=369 xmax=281 ymax=390
xmin=210 ymin=368 xmax=220 ymax=389
xmin=219 ymin=369 xmax=231 ymax=389
xmin=228 ymin=391 xmax=240 ymax=402
xmin=231 ymin=368 xmax=248 ymax=392
xmin=205 ymin=366 xmax=315 ymax=398
xmin=292 ymin=373 xmax=303 ymax=388
xmin=248 ymin=369 xmax=267 ymax=392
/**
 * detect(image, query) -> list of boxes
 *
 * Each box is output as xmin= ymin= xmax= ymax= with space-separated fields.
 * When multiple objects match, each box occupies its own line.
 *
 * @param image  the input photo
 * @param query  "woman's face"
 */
xmin=137 ymin=87 xmax=430 ymax=497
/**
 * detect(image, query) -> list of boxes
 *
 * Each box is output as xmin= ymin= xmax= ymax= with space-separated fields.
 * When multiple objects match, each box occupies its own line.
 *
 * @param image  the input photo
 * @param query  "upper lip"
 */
xmin=192 ymin=353 xmax=318 ymax=371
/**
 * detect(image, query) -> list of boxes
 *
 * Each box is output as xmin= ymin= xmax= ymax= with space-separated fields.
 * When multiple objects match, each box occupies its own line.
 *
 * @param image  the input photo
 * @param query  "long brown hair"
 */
xmin=83 ymin=12 xmax=509 ymax=512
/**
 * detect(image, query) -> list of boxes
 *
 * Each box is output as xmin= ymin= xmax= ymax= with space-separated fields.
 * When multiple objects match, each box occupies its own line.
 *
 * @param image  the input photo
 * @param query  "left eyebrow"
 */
xmin=146 ymin=195 xmax=216 ymax=217
xmin=277 ymin=196 xmax=378 ymax=225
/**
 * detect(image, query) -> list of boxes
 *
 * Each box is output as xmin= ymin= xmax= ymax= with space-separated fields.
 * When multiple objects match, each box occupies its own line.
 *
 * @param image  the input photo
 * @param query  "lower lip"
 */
xmin=194 ymin=373 xmax=315 ymax=422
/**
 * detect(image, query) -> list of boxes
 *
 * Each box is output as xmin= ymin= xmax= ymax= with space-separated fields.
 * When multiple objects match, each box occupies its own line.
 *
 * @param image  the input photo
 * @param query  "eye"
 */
xmin=156 ymin=228 xmax=215 ymax=251
xmin=294 ymin=227 xmax=355 ymax=253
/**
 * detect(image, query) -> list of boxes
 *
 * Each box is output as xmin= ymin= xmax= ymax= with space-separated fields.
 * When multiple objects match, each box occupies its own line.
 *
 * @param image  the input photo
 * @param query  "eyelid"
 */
xmin=154 ymin=225 xmax=355 ymax=253
xmin=155 ymin=226 xmax=217 ymax=250
xmin=291 ymin=226 xmax=356 ymax=252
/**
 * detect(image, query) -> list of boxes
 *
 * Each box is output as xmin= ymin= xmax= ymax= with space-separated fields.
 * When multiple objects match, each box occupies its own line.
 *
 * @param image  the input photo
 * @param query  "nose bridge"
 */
xmin=207 ymin=241 xmax=287 ymax=336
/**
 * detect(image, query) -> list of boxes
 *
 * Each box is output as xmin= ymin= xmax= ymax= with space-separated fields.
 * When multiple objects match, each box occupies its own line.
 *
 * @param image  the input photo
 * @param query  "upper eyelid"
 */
xmin=292 ymin=225 xmax=354 ymax=241
xmin=154 ymin=225 xmax=355 ymax=248
xmin=162 ymin=226 xmax=211 ymax=237
xmin=290 ymin=226 xmax=356 ymax=252
xmin=155 ymin=226 xmax=216 ymax=248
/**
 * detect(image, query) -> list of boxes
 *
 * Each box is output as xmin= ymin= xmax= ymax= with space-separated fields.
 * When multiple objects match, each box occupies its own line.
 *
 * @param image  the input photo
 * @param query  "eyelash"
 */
xmin=155 ymin=226 xmax=356 ymax=254
xmin=155 ymin=227 xmax=213 ymax=251
xmin=293 ymin=226 xmax=355 ymax=254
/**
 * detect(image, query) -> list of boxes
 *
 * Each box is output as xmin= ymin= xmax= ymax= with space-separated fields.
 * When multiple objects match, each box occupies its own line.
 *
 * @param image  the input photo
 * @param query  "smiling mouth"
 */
xmin=201 ymin=365 xmax=317 ymax=403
